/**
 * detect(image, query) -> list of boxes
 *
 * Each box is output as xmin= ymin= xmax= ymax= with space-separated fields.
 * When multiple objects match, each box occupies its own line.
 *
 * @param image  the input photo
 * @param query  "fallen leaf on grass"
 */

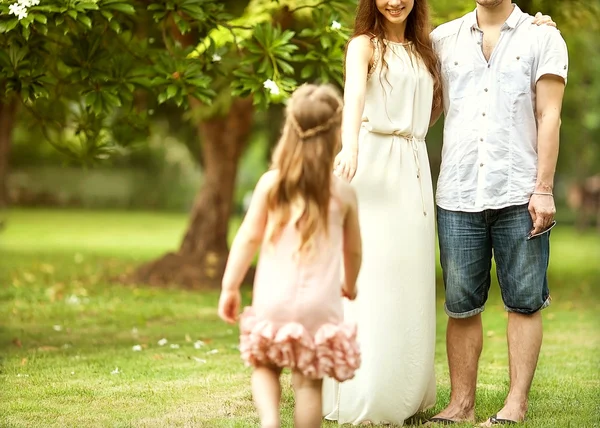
xmin=157 ymin=338 xmax=168 ymax=346
xmin=46 ymin=283 xmax=65 ymax=302
xmin=185 ymin=334 xmax=192 ymax=342
xmin=207 ymin=349 xmax=219 ymax=355
xmin=23 ymin=272 xmax=36 ymax=283
xmin=20 ymin=358 xmax=27 ymax=366
xmin=111 ymin=367 xmax=121 ymax=375
xmin=40 ymin=264 xmax=55 ymax=275
xmin=53 ymin=325 xmax=62 ymax=332
xmin=17 ymin=374 xmax=29 ymax=377
xmin=132 ymin=345 xmax=142 ymax=352
xmin=170 ymin=344 xmax=180 ymax=349
xmin=194 ymin=340 xmax=205 ymax=349
xmin=12 ymin=338 xmax=22 ymax=348
xmin=66 ymin=295 xmax=81 ymax=305
xmin=38 ymin=346 xmax=59 ymax=352
xmin=191 ymin=357 xmax=207 ymax=364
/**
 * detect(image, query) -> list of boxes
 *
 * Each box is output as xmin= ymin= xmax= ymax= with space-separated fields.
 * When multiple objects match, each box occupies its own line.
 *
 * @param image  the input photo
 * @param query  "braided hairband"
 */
xmin=289 ymin=104 xmax=343 ymax=139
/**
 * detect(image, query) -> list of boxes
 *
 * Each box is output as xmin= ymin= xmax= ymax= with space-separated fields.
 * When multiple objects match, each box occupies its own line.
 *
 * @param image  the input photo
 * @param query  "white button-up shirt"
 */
xmin=431 ymin=5 xmax=568 ymax=212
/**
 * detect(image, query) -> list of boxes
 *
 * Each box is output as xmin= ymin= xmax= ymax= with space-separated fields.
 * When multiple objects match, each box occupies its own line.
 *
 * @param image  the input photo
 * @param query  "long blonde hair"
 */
xmin=267 ymin=84 xmax=343 ymax=255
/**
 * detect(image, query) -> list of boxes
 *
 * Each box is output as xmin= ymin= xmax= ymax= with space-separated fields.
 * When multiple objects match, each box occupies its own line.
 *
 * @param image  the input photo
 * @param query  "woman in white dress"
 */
xmin=323 ymin=0 xmax=443 ymax=425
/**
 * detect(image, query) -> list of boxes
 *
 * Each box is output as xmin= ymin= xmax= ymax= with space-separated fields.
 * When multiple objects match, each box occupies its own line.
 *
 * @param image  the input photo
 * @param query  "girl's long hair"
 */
xmin=351 ymin=0 xmax=442 ymax=112
xmin=267 ymin=84 xmax=343 ymax=255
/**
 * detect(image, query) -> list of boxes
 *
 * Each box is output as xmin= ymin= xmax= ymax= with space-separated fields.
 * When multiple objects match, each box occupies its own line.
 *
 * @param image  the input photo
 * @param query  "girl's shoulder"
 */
xmin=256 ymin=169 xmax=279 ymax=191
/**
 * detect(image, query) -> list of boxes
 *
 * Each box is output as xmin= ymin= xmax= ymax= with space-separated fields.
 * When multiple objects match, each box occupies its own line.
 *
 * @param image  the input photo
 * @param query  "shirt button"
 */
xmin=487 ymin=64 xmax=491 ymax=68
xmin=482 ymin=112 xmax=486 ymax=116
xmin=484 ymin=88 xmax=488 ymax=92
xmin=454 ymin=61 xmax=458 ymax=65
xmin=480 ymin=138 xmax=484 ymax=142
xmin=516 ymin=56 xmax=520 ymax=60
xmin=480 ymin=163 xmax=484 ymax=167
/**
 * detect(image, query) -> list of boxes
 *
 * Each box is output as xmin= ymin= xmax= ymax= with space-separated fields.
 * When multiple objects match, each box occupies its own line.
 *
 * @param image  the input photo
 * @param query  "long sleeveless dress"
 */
xmin=322 ymin=39 xmax=437 ymax=425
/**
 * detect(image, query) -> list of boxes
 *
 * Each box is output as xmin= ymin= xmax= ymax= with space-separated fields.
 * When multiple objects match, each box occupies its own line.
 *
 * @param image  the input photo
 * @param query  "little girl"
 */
xmin=218 ymin=84 xmax=363 ymax=428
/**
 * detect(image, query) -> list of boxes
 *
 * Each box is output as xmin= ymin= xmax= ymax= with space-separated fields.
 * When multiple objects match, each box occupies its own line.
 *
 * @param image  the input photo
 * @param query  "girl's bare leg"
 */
xmin=291 ymin=370 xmax=323 ymax=428
xmin=252 ymin=365 xmax=282 ymax=428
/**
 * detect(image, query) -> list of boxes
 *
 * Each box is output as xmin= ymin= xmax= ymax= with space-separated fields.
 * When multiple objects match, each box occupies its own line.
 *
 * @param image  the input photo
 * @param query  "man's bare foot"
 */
xmin=479 ymin=404 xmax=526 ymax=426
xmin=428 ymin=404 xmax=475 ymax=424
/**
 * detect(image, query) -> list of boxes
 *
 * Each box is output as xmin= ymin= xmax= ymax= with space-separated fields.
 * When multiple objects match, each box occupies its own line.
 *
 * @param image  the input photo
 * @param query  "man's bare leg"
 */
xmin=429 ymin=314 xmax=483 ymax=423
xmin=480 ymin=311 xmax=543 ymax=426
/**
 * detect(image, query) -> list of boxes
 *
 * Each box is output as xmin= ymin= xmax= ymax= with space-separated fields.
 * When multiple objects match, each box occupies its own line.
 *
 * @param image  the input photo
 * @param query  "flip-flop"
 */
xmin=488 ymin=414 xmax=518 ymax=425
xmin=426 ymin=417 xmax=457 ymax=425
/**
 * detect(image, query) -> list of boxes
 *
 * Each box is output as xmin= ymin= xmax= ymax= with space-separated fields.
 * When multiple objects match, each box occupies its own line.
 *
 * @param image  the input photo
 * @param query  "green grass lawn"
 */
xmin=1 ymin=208 xmax=599 ymax=428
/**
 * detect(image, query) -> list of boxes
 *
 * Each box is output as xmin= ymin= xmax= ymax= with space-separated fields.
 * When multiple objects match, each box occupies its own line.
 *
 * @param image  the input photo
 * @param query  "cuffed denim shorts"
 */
xmin=437 ymin=204 xmax=551 ymax=319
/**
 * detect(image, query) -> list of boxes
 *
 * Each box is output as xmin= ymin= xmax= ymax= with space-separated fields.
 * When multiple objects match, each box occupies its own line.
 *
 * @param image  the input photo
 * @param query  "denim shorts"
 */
xmin=437 ymin=204 xmax=551 ymax=318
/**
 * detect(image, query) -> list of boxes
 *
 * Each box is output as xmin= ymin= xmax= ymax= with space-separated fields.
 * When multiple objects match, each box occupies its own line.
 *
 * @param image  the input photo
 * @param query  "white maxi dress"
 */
xmin=322 ymin=40 xmax=437 ymax=425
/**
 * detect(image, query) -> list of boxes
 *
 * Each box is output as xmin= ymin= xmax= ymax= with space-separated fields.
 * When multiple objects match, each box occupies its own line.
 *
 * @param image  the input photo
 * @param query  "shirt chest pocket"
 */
xmin=444 ymin=60 xmax=475 ymax=100
xmin=499 ymin=55 xmax=533 ymax=95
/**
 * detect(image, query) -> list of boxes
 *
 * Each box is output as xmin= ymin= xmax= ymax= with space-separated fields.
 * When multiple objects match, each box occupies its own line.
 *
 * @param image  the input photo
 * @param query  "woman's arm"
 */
xmin=341 ymin=35 xmax=373 ymax=151
xmin=335 ymin=35 xmax=373 ymax=181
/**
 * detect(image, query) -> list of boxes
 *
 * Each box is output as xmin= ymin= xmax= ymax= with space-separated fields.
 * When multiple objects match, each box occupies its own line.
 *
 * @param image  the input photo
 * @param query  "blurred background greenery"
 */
xmin=1 ymin=0 xmax=598 ymax=287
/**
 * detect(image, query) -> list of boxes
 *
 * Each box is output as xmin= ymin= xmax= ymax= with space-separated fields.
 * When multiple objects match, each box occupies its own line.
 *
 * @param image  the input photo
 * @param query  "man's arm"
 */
xmin=529 ymin=75 xmax=565 ymax=235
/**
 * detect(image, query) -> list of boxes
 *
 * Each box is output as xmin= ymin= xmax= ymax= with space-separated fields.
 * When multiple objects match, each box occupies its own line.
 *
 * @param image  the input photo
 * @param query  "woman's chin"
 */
xmin=384 ymin=13 xmax=408 ymax=25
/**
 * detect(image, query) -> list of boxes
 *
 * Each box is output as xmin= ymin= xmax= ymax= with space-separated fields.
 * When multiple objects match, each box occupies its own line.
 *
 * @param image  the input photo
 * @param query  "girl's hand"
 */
xmin=342 ymin=285 xmax=357 ymax=301
xmin=334 ymin=147 xmax=358 ymax=182
xmin=218 ymin=289 xmax=241 ymax=324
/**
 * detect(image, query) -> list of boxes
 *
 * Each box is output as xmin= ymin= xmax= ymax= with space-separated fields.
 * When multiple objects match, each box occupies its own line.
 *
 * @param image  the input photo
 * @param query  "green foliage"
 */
xmin=0 ymin=0 xmax=355 ymax=164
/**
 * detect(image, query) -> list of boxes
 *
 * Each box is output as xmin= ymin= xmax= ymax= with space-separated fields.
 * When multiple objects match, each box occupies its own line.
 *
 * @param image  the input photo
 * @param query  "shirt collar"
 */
xmin=467 ymin=4 xmax=523 ymax=30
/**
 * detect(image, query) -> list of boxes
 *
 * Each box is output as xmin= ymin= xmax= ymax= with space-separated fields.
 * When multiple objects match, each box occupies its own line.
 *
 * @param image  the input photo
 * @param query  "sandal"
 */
xmin=427 ymin=417 xmax=457 ymax=425
xmin=488 ymin=414 xmax=519 ymax=425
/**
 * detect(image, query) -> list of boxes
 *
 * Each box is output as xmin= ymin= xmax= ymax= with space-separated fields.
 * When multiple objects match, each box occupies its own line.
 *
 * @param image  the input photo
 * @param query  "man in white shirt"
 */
xmin=428 ymin=1 xmax=567 ymax=425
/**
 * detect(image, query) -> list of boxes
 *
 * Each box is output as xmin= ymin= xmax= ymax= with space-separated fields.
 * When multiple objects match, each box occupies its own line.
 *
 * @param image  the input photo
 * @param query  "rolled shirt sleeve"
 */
xmin=535 ymin=27 xmax=568 ymax=85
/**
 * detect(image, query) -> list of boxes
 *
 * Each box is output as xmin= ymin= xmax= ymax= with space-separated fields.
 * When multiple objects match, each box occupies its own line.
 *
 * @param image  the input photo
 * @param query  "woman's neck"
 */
xmin=384 ymin=22 xmax=407 ymax=43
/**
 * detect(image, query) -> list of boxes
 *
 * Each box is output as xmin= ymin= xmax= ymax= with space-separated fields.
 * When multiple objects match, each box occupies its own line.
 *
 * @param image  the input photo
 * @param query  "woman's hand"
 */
xmin=334 ymin=147 xmax=358 ymax=182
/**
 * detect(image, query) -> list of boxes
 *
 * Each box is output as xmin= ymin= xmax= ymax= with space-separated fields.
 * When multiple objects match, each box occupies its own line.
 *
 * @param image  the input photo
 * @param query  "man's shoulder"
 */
xmin=431 ymin=14 xmax=470 ymax=44
xmin=516 ymin=18 xmax=566 ymax=46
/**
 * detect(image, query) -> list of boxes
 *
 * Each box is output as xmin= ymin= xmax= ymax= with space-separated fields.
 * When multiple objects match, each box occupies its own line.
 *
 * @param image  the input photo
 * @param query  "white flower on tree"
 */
xmin=263 ymin=79 xmax=280 ymax=95
xmin=8 ymin=0 xmax=40 ymax=20
xmin=8 ymin=3 xmax=27 ymax=20
xmin=331 ymin=21 xmax=342 ymax=30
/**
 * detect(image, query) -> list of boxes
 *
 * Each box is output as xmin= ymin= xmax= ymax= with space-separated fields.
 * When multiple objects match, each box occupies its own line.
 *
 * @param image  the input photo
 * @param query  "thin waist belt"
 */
xmin=362 ymin=125 xmax=428 ymax=217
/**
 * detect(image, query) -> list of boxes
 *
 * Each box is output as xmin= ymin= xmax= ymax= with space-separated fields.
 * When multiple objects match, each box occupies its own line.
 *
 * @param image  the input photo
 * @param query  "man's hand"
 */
xmin=532 ymin=12 xmax=557 ymax=28
xmin=528 ymin=194 xmax=556 ymax=237
xmin=217 ymin=289 xmax=241 ymax=324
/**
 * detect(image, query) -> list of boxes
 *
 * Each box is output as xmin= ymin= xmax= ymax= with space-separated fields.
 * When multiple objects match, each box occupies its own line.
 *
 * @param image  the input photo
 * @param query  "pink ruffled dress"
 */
xmin=239 ymin=199 xmax=361 ymax=382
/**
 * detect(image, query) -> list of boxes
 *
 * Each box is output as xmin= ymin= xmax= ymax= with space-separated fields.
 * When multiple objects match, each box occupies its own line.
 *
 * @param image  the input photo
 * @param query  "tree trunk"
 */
xmin=0 ymin=95 xmax=18 ymax=210
xmin=128 ymin=97 xmax=255 ymax=288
